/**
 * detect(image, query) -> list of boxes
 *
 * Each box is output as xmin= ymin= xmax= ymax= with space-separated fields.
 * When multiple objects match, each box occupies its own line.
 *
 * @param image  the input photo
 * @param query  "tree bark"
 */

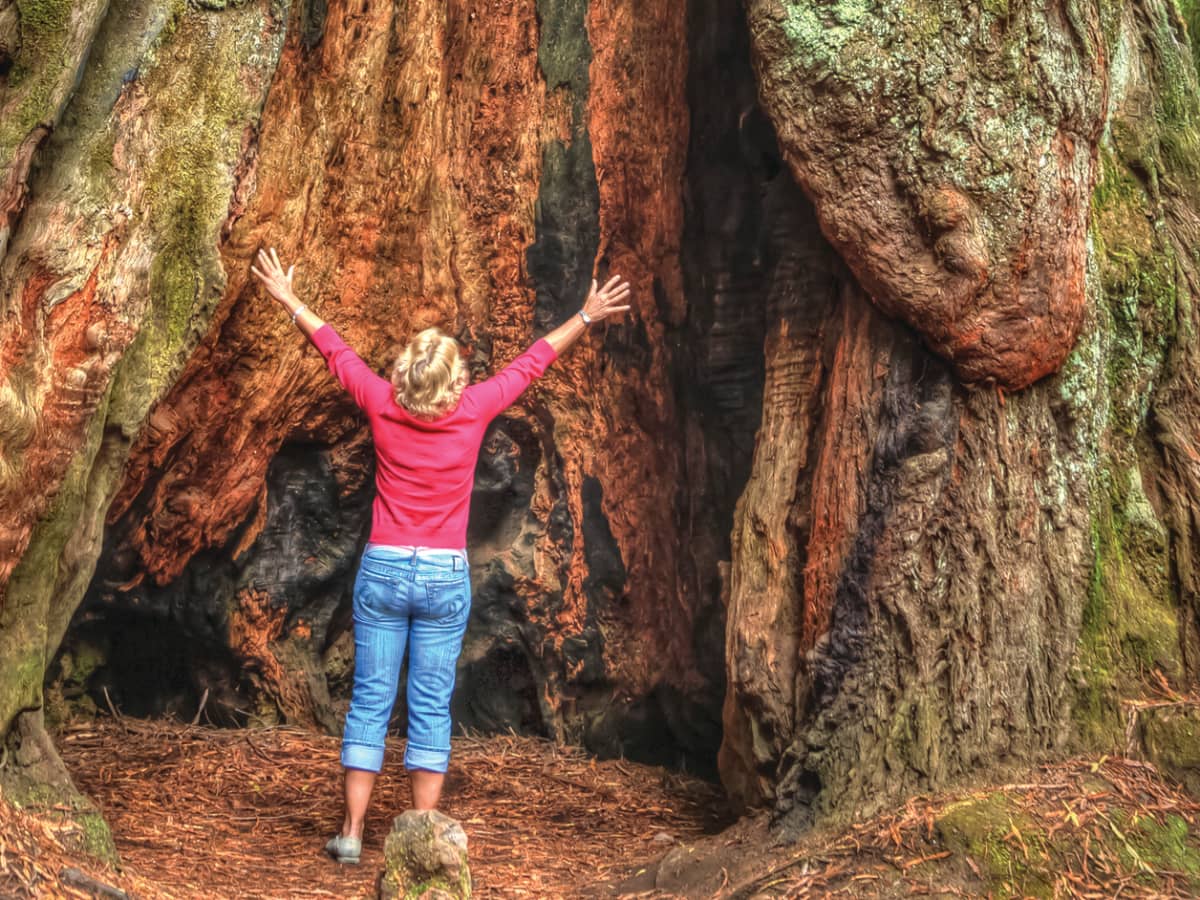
xmin=0 ymin=0 xmax=1198 ymax=842
xmin=720 ymin=0 xmax=1200 ymax=825
xmin=2 ymin=0 xmax=722 ymax=771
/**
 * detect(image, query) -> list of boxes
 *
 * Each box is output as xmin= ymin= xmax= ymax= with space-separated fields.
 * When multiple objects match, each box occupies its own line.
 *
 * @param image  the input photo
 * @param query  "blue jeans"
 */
xmin=341 ymin=545 xmax=470 ymax=774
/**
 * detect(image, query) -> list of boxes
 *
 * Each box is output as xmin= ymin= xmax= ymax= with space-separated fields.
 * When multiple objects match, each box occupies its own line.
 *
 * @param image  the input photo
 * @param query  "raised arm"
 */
xmin=467 ymin=274 xmax=633 ymax=419
xmin=466 ymin=339 xmax=559 ymax=419
xmin=250 ymin=246 xmax=389 ymax=412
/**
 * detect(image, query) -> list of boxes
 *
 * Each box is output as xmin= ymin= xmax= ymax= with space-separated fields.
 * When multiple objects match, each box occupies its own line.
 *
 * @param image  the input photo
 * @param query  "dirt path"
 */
xmin=54 ymin=719 xmax=727 ymax=898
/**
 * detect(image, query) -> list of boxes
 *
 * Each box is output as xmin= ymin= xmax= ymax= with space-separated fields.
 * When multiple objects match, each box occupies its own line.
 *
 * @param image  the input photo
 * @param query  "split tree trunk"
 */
xmin=1 ymin=0 xmax=1198 ymax=835
xmin=2 ymin=0 xmax=717 ymax=773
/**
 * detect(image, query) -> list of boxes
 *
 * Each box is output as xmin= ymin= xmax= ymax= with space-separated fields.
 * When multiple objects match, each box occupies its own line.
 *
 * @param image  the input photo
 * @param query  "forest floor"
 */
xmin=10 ymin=718 xmax=729 ymax=899
xmin=1 ymin=717 xmax=1199 ymax=898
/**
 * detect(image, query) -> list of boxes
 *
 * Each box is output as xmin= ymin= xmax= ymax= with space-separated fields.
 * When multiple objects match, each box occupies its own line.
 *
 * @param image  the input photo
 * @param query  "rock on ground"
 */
xmin=379 ymin=809 xmax=471 ymax=900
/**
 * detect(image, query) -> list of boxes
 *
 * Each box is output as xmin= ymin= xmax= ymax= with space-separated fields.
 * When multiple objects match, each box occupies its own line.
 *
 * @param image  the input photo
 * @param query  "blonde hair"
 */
xmin=390 ymin=327 xmax=468 ymax=419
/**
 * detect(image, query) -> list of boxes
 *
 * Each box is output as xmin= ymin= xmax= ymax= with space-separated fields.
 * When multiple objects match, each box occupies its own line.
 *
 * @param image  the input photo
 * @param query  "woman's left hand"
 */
xmin=250 ymin=247 xmax=299 ymax=309
xmin=582 ymin=275 xmax=633 ymax=323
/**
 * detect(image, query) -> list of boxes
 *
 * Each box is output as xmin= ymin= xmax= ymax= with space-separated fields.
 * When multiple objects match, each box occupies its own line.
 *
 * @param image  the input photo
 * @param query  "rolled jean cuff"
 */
xmin=341 ymin=740 xmax=385 ymax=773
xmin=404 ymin=741 xmax=450 ymax=773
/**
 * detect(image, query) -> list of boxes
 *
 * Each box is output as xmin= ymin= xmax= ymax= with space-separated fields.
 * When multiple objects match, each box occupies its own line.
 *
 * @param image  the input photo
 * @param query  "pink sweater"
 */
xmin=310 ymin=324 xmax=558 ymax=549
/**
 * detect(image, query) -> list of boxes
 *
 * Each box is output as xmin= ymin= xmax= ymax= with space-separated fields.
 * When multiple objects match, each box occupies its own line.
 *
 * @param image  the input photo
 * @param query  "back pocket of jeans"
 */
xmin=354 ymin=567 xmax=395 ymax=616
xmin=424 ymin=576 xmax=469 ymax=619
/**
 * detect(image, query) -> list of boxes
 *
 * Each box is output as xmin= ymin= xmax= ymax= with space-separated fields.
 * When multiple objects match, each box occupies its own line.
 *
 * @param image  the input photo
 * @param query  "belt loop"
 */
xmin=454 ymin=555 xmax=463 ymax=573
xmin=409 ymin=546 xmax=419 ymax=566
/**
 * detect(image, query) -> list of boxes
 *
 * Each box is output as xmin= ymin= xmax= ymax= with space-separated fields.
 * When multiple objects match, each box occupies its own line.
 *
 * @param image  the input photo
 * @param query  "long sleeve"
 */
xmin=310 ymin=324 xmax=392 ymax=413
xmin=465 ymin=339 xmax=558 ymax=420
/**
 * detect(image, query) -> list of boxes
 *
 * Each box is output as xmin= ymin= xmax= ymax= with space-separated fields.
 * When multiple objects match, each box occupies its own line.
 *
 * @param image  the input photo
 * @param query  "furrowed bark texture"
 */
xmin=721 ymin=0 xmax=1200 ymax=824
xmin=1 ymin=0 xmax=289 ymax=764
xmin=0 ymin=0 xmax=1198 ymax=841
xmin=4 ymin=0 xmax=723 ymax=773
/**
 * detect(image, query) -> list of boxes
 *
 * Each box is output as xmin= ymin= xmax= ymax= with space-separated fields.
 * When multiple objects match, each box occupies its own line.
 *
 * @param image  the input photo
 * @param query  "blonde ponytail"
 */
xmin=390 ymin=328 xmax=468 ymax=419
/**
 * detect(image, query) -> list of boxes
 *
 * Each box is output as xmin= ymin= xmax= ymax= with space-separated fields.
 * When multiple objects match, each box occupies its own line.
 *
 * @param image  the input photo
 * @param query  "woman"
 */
xmin=250 ymin=247 xmax=631 ymax=864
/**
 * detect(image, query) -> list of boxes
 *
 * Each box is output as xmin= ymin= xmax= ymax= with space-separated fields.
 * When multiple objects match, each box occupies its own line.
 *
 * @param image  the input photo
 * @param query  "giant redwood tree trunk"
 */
xmin=1 ymin=0 xmax=1198 ymax=842
xmin=1 ymin=0 xmax=717 ymax=781
xmin=721 ymin=0 xmax=1200 ymax=825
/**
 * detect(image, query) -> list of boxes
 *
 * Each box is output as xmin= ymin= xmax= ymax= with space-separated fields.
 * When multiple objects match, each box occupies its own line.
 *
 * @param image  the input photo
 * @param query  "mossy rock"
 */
xmin=935 ymin=794 xmax=1052 ymax=897
xmin=935 ymin=787 xmax=1200 ymax=896
xmin=1141 ymin=705 xmax=1200 ymax=797
xmin=379 ymin=809 xmax=471 ymax=900
xmin=1094 ymin=809 xmax=1200 ymax=889
xmin=1 ymin=768 xmax=119 ymax=867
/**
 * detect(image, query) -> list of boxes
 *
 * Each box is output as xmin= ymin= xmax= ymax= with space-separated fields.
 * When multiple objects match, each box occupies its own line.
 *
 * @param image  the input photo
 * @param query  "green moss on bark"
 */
xmin=0 ymin=0 xmax=102 ymax=164
xmin=1074 ymin=153 xmax=1180 ymax=738
xmin=1091 ymin=154 xmax=1177 ymax=438
xmin=0 ymin=401 xmax=108 ymax=735
xmin=1178 ymin=0 xmax=1200 ymax=70
xmin=0 ymin=646 xmax=45 ymax=737
xmin=107 ymin=5 xmax=266 ymax=426
xmin=2 ymin=0 xmax=286 ymax=751
xmin=1140 ymin=705 xmax=1200 ymax=795
xmin=1075 ymin=475 xmax=1179 ymax=747
xmin=1072 ymin=8 xmax=1198 ymax=745
xmin=76 ymin=810 xmax=120 ymax=864
xmin=0 ymin=0 xmax=70 ymax=144
xmin=14 ymin=0 xmax=73 ymax=55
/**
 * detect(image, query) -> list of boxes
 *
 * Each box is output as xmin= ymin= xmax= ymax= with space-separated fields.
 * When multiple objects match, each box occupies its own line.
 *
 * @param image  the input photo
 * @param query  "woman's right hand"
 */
xmin=582 ymin=275 xmax=633 ymax=322
xmin=250 ymin=247 xmax=299 ymax=310
xmin=250 ymin=246 xmax=326 ymax=337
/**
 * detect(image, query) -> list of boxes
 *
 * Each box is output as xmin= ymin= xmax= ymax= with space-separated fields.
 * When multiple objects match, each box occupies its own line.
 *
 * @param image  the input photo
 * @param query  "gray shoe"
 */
xmin=324 ymin=833 xmax=362 ymax=865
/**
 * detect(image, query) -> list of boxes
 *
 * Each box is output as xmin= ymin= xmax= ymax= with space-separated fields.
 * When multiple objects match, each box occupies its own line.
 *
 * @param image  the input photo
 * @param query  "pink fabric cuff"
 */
xmin=528 ymin=337 xmax=558 ymax=370
xmin=310 ymin=323 xmax=341 ymax=356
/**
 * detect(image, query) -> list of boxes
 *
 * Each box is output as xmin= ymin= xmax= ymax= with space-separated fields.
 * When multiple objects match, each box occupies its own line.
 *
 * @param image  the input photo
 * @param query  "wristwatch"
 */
xmin=578 ymin=309 xmax=593 ymax=326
